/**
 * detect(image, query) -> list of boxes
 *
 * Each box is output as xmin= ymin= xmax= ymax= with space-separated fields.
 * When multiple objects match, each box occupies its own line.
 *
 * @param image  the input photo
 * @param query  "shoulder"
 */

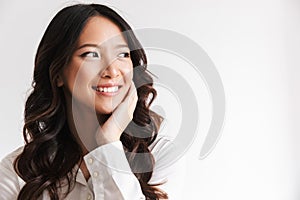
xmin=148 ymin=134 xmax=175 ymax=156
xmin=148 ymin=134 xmax=175 ymax=164
xmin=0 ymin=146 xmax=24 ymax=170
xmin=148 ymin=133 xmax=187 ymax=170
xmin=0 ymin=146 xmax=24 ymax=195
xmin=148 ymin=134 xmax=187 ymax=189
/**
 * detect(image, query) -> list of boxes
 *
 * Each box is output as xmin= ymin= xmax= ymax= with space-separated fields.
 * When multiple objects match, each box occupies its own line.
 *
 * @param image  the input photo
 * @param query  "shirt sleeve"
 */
xmin=0 ymin=149 xmax=22 ymax=199
xmin=83 ymin=137 xmax=186 ymax=200
xmin=83 ymin=141 xmax=146 ymax=200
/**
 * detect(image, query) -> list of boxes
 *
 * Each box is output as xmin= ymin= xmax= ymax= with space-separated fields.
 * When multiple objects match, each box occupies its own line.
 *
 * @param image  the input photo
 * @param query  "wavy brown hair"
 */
xmin=13 ymin=4 xmax=168 ymax=200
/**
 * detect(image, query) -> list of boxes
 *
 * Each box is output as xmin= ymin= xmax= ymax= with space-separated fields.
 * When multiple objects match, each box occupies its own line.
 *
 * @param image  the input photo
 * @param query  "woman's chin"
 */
xmin=95 ymin=105 xmax=116 ymax=115
xmin=94 ymin=100 xmax=120 ymax=115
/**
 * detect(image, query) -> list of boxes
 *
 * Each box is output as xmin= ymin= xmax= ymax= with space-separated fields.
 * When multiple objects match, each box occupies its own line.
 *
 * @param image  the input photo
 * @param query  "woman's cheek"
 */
xmin=124 ymin=61 xmax=134 ymax=80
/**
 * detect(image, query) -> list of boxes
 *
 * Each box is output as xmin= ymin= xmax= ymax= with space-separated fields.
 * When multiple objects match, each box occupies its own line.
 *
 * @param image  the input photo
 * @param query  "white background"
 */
xmin=0 ymin=0 xmax=299 ymax=199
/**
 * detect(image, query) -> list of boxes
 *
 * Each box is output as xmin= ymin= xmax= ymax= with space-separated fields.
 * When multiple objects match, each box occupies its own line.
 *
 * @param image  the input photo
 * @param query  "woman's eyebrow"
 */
xmin=77 ymin=43 xmax=129 ymax=50
xmin=77 ymin=43 xmax=100 ymax=50
xmin=114 ymin=44 xmax=129 ymax=49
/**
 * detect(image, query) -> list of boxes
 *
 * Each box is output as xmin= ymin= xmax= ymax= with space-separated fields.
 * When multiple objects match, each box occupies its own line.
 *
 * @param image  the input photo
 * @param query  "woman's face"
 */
xmin=58 ymin=16 xmax=133 ymax=114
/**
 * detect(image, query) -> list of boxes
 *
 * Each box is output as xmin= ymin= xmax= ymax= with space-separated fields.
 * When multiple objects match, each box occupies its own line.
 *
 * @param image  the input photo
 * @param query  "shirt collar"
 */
xmin=74 ymin=165 xmax=88 ymax=186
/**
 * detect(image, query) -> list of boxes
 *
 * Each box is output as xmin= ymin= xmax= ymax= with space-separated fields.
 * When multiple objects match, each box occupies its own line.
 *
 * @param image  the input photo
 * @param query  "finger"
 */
xmin=128 ymin=81 xmax=137 ymax=98
xmin=119 ymin=80 xmax=135 ymax=104
xmin=121 ymin=81 xmax=137 ymax=105
xmin=128 ymin=81 xmax=138 ymax=107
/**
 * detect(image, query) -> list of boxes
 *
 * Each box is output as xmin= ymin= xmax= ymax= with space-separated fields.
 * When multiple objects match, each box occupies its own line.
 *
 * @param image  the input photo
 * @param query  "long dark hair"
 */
xmin=14 ymin=4 xmax=168 ymax=200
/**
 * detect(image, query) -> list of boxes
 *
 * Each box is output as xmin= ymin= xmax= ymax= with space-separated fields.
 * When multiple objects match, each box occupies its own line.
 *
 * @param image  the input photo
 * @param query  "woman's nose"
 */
xmin=100 ymin=60 xmax=120 ymax=79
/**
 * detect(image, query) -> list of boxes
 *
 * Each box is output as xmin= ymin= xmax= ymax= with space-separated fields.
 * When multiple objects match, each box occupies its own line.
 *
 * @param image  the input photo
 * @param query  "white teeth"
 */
xmin=95 ymin=86 xmax=119 ymax=93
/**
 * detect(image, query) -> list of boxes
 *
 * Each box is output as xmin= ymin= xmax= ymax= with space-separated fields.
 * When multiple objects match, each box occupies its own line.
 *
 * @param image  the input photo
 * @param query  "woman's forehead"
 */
xmin=77 ymin=16 xmax=127 ymax=47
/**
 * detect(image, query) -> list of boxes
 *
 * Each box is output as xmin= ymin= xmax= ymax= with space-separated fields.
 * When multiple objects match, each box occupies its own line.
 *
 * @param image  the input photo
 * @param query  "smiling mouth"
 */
xmin=91 ymin=85 xmax=121 ymax=93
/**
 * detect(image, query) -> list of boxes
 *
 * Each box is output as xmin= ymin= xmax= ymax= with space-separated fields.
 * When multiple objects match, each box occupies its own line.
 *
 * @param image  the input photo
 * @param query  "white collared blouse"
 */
xmin=0 ymin=135 xmax=186 ymax=200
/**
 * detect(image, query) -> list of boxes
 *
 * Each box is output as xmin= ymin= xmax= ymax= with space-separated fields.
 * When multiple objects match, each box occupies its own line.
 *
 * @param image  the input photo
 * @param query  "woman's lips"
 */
xmin=91 ymin=84 xmax=122 ymax=97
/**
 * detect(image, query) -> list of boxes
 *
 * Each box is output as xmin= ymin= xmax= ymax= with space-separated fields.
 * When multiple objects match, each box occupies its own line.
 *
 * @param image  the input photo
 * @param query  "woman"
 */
xmin=0 ymin=3 xmax=184 ymax=200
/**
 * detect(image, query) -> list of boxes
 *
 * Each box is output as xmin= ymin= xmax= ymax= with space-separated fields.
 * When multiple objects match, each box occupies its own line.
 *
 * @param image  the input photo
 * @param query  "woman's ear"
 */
xmin=56 ymin=75 xmax=64 ymax=87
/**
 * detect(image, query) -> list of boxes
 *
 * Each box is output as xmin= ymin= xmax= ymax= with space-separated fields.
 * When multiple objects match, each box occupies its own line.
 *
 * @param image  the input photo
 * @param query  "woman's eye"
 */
xmin=80 ymin=51 xmax=100 ymax=58
xmin=118 ymin=52 xmax=130 ymax=58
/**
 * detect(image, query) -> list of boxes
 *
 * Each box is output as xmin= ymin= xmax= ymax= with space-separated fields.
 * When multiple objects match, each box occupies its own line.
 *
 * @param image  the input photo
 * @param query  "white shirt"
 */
xmin=0 ymin=135 xmax=186 ymax=200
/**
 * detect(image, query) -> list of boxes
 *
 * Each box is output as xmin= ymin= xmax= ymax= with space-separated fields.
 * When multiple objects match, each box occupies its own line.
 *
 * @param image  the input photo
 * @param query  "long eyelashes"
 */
xmin=80 ymin=50 xmax=130 ymax=59
xmin=80 ymin=51 xmax=100 ymax=58
xmin=80 ymin=51 xmax=130 ymax=59
xmin=118 ymin=52 xmax=130 ymax=58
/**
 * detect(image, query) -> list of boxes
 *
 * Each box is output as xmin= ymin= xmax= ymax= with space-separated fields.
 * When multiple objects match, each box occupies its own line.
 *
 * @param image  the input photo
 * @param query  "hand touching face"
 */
xmin=95 ymin=81 xmax=138 ymax=146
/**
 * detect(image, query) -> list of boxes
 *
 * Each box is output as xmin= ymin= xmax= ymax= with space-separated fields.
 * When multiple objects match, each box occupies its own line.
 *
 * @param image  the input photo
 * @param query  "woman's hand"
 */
xmin=95 ymin=81 xmax=138 ymax=146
